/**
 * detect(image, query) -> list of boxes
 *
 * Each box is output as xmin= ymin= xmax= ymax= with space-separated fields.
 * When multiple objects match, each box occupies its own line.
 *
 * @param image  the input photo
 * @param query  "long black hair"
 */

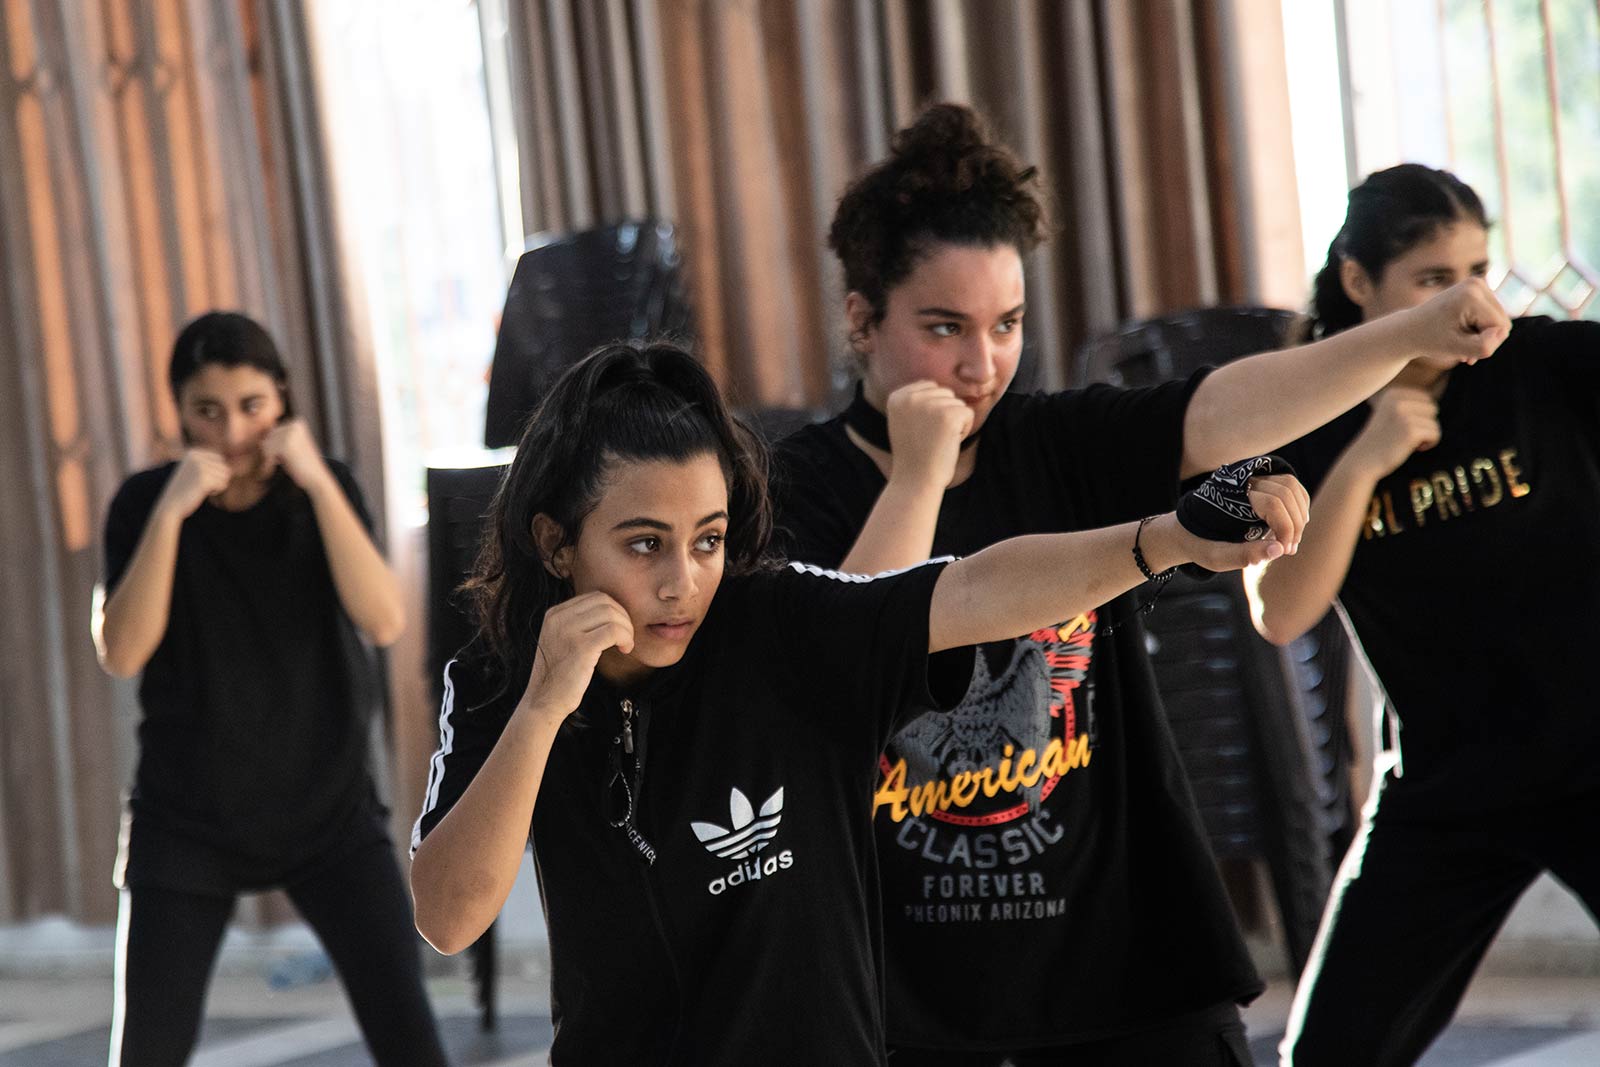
xmin=168 ymin=311 xmax=294 ymax=417
xmin=829 ymin=102 xmax=1050 ymax=328
xmin=463 ymin=341 xmax=772 ymax=686
xmin=1307 ymin=163 xmax=1489 ymax=340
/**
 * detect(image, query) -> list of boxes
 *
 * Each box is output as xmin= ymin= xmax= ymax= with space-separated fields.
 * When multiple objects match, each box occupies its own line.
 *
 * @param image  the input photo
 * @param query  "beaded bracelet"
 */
xmin=1104 ymin=516 xmax=1179 ymax=637
xmin=1132 ymin=515 xmax=1178 ymax=585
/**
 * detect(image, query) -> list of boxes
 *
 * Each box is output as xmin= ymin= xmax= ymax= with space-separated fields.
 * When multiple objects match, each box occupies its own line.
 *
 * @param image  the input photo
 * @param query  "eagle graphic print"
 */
xmin=877 ymin=613 xmax=1097 ymax=924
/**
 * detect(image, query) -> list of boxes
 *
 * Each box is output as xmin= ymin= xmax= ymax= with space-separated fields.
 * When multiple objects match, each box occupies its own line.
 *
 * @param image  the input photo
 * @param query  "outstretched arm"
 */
xmin=1179 ymin=279 xmax=1505 ymax=477
xmin=928 ymin=474 xmax=1308 ymax=653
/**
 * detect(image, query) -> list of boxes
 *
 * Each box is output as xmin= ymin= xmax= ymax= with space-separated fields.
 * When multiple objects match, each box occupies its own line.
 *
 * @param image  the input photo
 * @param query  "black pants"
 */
xmin=109 ymin=838 xmax=449 ymax=1067
xmin=889 ymin=1002 xmax=1250 ymax=1066
xmin=1281 ymin=785 xmax=1600 ymax=1067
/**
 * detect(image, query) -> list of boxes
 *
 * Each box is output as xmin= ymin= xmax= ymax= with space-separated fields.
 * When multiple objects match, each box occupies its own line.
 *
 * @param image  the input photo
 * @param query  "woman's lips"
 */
xmin=647 ymin=621 xmax=695 ymax=641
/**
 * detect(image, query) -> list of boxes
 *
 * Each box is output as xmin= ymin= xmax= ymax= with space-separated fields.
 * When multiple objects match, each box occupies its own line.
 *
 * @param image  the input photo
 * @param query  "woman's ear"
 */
xmin=532 ymin=513 xmax=572 ymax=579
xmin=844 ymin=292 xmax=877 ymax=355
xmin=1340 ymin=257 xmax=1375 ymax=310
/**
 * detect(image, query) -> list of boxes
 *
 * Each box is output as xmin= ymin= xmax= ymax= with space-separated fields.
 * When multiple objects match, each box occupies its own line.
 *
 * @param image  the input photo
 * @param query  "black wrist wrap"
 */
xmin=1177 ymin=454 xmax=1297 ymax=543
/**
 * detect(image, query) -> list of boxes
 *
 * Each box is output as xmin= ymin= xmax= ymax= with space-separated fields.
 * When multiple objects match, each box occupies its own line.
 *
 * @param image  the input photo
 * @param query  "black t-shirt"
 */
xmin=770 ymin=384 xmax=1262 ymax=1050
xmin=1276 ymin=316 xmax=1600 ymax=819
xmin=103 ymin=461 xmax=383 ymax=888
xmin=413 ymin=561 xmax=972 ymax=1066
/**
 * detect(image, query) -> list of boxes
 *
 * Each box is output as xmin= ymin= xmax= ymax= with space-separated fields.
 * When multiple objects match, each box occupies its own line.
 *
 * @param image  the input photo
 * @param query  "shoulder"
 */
xmin=108 ymin=463 xmax=178 ymax=519
xmin=115 ymin=463 xmax=179 ymax=500
xmin=322 ymin=457 xmax=363 ymax=497
xmin=772 ymin=417 xmax=851 ymax=478
xmin=1500 ymin=314 xmax=1600 ymax=361
xmin=761 ymin=557 xmax=952 ymax=598
xmin=441 ymin=641 xmax=526 ymax=730
xmin=1001 ymin=376 xmax=1199 ymax=429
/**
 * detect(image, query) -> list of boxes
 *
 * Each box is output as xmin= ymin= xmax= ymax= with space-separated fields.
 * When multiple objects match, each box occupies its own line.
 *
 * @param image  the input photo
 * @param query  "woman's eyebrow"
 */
xmin=610 ymin=517 xmax=671 ymax=532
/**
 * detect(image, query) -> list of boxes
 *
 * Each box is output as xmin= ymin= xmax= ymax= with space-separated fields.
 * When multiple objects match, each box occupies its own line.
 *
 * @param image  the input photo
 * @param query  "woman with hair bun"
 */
xmin=1248 ymin=164 xmax=1600 ymax=1067
xmin=771 ymin=105 xmax=1509 ymax=1063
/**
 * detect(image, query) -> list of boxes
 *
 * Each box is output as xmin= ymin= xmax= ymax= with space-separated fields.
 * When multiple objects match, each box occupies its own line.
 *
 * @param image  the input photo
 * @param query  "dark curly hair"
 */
xmin=829 ymin=103 xmax=1050 ymax=327
xmin=1306 ymin=163 xmax=1489 ymax=340
xmin=462 ymin=341 xmax=773 ymax=693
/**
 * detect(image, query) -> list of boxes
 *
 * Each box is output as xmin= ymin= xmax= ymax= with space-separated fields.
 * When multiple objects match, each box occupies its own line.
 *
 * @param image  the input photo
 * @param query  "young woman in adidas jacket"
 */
xmin=409 ymin=340 xmax=1310 ymax=1065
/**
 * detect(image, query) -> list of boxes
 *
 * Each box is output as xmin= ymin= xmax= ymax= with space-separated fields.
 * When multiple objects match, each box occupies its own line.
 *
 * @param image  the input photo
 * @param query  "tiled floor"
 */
xmin=0 ymin=973 xmax=553 ymax=1066
xmin=3 ymin=971 xmax=1598 ymax=1064
xmin=1242 ymin=974 xmax=1600 ymax=1066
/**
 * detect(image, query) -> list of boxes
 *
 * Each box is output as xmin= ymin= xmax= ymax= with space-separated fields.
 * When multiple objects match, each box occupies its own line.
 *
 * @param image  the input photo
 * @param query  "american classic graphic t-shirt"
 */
xmin=771 ymin=383 xmax=1262 ymax=1050
xmin=414 ymin=561 xmax=972 ymax=1066
xmin=1276 ymin=316 xmax=1600 ymax=819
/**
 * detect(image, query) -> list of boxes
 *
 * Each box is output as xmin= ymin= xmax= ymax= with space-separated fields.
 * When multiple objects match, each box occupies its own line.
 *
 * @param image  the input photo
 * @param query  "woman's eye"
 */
xmin=695 ymin=532 xmax=724 ymax=553
xmin=628 ymin=537 xmax=660 ymax=555
xmin=929 ymin=323 xmax=960 ymax=338
xmin=995 ymin=318 xmax=1020 ymax=335
xmin=196 ymin=405 xmax=219 ymax=420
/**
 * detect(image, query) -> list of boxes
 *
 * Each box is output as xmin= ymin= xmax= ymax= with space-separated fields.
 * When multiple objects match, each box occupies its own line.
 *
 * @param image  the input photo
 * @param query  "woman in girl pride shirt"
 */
xmin=769 ymin=104 xmax=1508 ymax=1065
xmin=409 ymin=340 xmax=1309 ymax=1065
xmin=1249 ymin=164 xmax=1600 ymax=1067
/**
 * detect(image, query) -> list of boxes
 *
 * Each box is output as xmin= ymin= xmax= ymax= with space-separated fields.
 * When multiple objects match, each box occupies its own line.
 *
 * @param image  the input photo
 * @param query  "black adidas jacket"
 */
xmin=414 ymin=561 xmax=971 ymax=1065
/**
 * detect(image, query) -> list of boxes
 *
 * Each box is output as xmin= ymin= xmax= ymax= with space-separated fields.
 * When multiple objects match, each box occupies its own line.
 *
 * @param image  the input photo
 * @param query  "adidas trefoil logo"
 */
xmin=692 ymin=787 xmax=783 ymax=859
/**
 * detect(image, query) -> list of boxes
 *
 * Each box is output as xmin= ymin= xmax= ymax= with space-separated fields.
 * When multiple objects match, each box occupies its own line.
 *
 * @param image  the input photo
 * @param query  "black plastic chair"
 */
xmin=423 ymin=463 xmax=509 ymax=1030
xmin=1077 ymin=306 xmax=1357 ymax=976
xmin=484 ymin=220 xmax=693 ymax=448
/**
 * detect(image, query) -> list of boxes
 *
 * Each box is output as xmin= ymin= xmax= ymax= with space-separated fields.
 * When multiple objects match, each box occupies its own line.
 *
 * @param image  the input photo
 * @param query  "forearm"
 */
xmin=1245 ymin=454 xmax=1378 ymax=645
xmin=410 ymin=701 xmax=563 ymax=954
xmin=1180 ymin=313 xmax=1412 ymax=476
xmin=840 ymin=476 xmax=943 ymax=573
xmin=96 ymin=510 xmax=183 ymax=677
xmin=930 ymin=517 xmax=1192 ymax=652
xmin=306 ymin=476 xmax=406 ymax=646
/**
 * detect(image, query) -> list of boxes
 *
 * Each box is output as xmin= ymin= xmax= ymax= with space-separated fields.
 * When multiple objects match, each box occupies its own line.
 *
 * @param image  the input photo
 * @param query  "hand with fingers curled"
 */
xmin=1176 ymin=455 xmax=1310 ymax=576
xmin=522 ymin=592 xmax=636 ymax=722
xmin=1400 ymin=277 xmax=1511 ymax=366
xmin=259 ymin=418 xmax=332 ymax=490
xmin=158 ymin=448 xmax=233 ymax=519
xmin=885 ymin=380 xmax=978 ymax=490
xmin=1348 ymin=386 xmax=1442 ymax=478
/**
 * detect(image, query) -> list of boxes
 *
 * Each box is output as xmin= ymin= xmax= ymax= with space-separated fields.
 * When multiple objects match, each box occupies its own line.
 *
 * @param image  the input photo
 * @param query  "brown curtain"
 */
xmin=0 ymin=0 xmax=377 ymax=924
xmin=496 ymin=0 xmax=1296 ymax=402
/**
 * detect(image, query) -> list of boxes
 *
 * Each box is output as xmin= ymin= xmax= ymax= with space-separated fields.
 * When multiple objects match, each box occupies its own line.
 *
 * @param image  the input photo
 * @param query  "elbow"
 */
xmin=1254 ymin=618 xmax=1302 ymax=648
xmin=1243 ymin=566 xmax=1311 ymax=648
xmin=100 ymin=654 xmax=142 ymax=680
xmin=412 ymin=894 xmax=486 ymax=956
xmin=96 ymin=632 xmax=144 ymax=679
xmin=409 ymin=853 xmax=484 ymax=955
xmin=365 ymin=605 xmax=406 ymax=649
xmin=1248 ymin=598 xmax=1309 ymax=648
xmin=413 ymin=908 xmax=474 ymax=956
